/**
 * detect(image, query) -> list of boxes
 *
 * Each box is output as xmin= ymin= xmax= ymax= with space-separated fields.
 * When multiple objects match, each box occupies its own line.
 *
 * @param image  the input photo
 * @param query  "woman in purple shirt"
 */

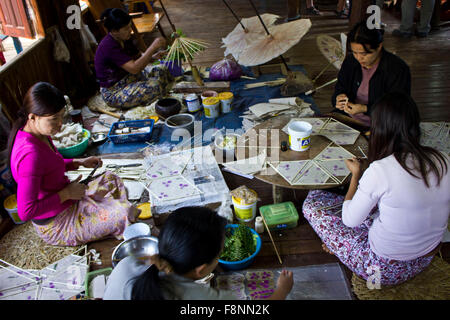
xmin=95 ymin=8 xmax=172 ymax=108
xmin=303 ymin=92 xmax=449 ymax=286
xmin=8 ymin=82 xmax=140 ymax=246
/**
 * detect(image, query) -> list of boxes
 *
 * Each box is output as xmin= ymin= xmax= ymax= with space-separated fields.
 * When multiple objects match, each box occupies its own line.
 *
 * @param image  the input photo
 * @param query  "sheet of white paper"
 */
xmin=249 ymin=103 xmax=292 ymax=118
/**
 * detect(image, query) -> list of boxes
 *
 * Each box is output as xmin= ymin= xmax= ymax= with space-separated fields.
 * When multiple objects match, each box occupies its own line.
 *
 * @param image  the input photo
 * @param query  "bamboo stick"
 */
xmin=260 ymin=214 xmax=283 ymax=265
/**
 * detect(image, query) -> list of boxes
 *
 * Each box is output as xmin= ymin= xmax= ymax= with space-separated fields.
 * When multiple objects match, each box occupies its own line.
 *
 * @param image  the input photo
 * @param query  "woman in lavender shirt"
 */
xmin=303 ymin=92 xmax=449 ymax=285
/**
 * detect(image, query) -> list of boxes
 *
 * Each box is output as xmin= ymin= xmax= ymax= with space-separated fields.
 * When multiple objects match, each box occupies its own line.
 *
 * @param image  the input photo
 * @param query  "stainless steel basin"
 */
xmin=111 ymin=235 xmax=159 ymax=268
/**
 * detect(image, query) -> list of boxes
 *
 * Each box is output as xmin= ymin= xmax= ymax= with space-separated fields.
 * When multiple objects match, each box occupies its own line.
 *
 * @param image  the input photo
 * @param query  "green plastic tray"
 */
xmin=259 ymin=201 xmax=299 ymax=230
xmin=84 ymin=267 xmax=112 ymax=298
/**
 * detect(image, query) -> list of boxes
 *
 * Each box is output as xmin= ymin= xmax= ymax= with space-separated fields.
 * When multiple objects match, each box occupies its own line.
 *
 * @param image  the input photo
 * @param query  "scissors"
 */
xmin=80 ymin=162 xmax=101 ymax=185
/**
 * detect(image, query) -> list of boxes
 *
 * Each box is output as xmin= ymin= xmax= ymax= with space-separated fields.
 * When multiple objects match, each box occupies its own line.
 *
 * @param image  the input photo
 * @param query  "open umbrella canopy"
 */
xmin=316 ymin=34 xmax=345 ymax=70
xmin=222 ymin=13 xmax=280 ymax=60
xmin=236 ymin=18 xmax=312 ymax=67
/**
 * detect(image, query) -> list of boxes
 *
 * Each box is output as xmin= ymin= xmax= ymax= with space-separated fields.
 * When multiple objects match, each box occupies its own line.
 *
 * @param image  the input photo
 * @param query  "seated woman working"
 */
xmin=95 ymin=8 xmax=172 ymax=108
xmin=104 ymin=206 xmax=294 ymax=300
xmin=303 ymin=92 xmax=449 ymax=286
xmin=8 ymin=82 xmax=140 ymax=246
xmin=332 ymin=19 xmax=411 ymax=128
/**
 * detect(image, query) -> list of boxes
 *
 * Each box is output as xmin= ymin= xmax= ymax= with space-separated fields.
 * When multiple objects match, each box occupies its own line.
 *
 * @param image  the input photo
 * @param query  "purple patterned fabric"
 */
xmin=302 ymin=190 xmax=433 ymax=286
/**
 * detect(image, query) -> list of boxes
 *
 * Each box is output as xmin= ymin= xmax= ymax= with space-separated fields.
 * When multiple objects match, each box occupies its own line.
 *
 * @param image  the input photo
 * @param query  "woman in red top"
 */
xmin=8 ymin=82 xmax=139 ymax=246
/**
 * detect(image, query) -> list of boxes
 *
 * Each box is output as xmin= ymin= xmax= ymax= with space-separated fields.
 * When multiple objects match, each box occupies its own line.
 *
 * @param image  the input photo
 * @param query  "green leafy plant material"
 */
xmin=220 ymin=225 xmax=256 ymax=262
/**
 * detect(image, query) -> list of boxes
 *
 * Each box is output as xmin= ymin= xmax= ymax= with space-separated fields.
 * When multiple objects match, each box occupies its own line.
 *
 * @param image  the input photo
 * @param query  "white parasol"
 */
xmin=221 ymin=13 xmax=280 ymax=60
xmin=237 ymin=18 xmax=312 ymax=67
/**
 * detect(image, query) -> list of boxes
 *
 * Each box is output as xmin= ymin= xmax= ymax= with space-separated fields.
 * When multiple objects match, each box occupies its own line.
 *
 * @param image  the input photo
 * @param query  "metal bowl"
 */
xmin=91 ymin=132 xmax=108 ymax=145
xmin=111 ymin=235 xmax=159 ymax=268
xmin=164 ymin=113 xmax=195 ymax=134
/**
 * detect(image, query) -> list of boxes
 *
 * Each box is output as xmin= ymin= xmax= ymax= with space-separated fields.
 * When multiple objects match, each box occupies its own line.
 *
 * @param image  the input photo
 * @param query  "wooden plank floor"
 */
xmin=87 ymin=0 xmax=450 ymax=292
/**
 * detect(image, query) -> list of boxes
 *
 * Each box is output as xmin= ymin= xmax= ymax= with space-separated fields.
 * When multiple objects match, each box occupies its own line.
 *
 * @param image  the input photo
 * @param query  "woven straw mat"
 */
xmin=0 ymin=222 xmax=83 ymax=270
xmin=351 ymin=256 xmax=450 ymax=300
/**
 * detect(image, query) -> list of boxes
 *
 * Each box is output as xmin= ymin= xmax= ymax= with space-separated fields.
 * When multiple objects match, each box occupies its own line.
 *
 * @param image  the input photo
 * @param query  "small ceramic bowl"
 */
xmin=123 ymin=223 xmax=151 ymax=241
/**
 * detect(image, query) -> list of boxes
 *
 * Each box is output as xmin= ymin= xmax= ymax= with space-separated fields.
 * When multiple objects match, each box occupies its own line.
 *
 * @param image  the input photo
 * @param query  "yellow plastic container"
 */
xmin=3 ymin=194 xmax=25 ymax=225
xmin=137 ymin=202 xmax=152 ymax=219
xmin=232 ymin=189 xmax=258 ymax=222
xmin=218 ymin=92 xmax=234 ymax=113
xmin=202 ymin=97 xmax=220 ymax=118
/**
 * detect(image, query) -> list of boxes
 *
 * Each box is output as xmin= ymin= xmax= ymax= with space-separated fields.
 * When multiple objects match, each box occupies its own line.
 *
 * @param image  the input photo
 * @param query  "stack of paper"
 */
xmin=222 ymin=152 xmax=267 ymax=179
xmin=241 ymin=97 xmax=314 ymax=132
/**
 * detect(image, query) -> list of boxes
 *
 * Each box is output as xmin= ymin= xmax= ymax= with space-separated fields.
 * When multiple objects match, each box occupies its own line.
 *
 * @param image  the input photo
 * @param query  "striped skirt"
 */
xmin=100 ymin=65 xmax=173 ymax=108
xmin=33 ymin=171 xmax=133 ymax=246
xmin=302 ymin=189 xmax=434 ymax=286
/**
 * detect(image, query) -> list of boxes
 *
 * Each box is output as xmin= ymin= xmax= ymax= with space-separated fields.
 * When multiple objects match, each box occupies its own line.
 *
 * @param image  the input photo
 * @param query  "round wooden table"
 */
xmin=235 ymin=115 xmax=369 ymax=201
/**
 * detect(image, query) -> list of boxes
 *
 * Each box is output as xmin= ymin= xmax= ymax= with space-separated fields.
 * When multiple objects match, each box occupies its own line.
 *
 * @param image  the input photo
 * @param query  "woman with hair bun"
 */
xmin=332 ymin=19 xmax=411 ymax=127
xmin=95 ymin=8 xmax=172 ymax=108
xmin=8 ymin=82 xmax=140 ymax=246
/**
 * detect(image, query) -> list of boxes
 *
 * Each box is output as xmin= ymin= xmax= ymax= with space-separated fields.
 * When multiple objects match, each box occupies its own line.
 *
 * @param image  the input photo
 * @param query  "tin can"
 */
xmin=185 ymin=93 xmax=201 ymax=113
xmin=202 ymin=97 xmax=220 ymax=118
xmin=69 ymin=109 xmax=83 ymax=125
xmin=218 ymin=92 xmax=234 ymax=113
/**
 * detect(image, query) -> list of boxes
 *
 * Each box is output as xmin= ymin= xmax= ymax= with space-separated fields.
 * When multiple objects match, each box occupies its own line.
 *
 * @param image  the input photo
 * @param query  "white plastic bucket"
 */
xmin=3 ymin=194 xmax=25 ymax=225
xmin=218 ymin=92 xmax=234 ymax=113
xmin=185 ymin=93 xmax=202 ymax=113
xmin=232 ymin=189 xmax=257 ymax=222
xmin=288 ymin=121 xmax=312 ymax=152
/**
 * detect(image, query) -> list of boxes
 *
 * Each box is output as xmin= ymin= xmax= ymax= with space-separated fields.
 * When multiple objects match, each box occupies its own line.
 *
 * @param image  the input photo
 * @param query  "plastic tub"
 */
xmin=201 ymin=90 xmax=218 ymax=102
xmin=232 ymin=188 xmax=258 ymax=222
xmin=218 ymin=92 xmax=234 ymax=113
xmin=202 ymin=97 xmax=220 ymax=119
xmin=185 ymin=93 xmax=202 ymax=113
xmin=218 ymin=224 xmax=261 ymax=270
xmin=3 ymin=194 xmax=25 ymax=225
xmin=84 ymin=267 xmax=112 ymax=299
xmin=288 ymin=121 xmax=312 ymax=152
xmin=214 ymin=133 xmax=240 ymax=161
xmin=259 ymin=201 xmax=299 ymax=230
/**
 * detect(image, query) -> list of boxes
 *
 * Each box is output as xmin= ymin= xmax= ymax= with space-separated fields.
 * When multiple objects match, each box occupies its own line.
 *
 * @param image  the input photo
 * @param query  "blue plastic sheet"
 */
xmin=96 ymin=65 xmax=319 ymax=155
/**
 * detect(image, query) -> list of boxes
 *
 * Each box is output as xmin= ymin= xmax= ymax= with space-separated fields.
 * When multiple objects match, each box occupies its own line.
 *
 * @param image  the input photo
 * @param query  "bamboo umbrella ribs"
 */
xmin=221 ymin=13 xmax=280 ymax=60
xmin=159 ymin=0 xmax=208 ymax=86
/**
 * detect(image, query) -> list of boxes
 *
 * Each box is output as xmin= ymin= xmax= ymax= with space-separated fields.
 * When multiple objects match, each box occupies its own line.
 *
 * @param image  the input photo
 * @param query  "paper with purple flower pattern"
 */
xmin=269 ymin=160 xmax=310 ymax=184
xmin=292 ymin=161 xmax=336 ymax=185
xmin=315 ymin=159 xmax=350 ymax=181
xmin=147 ymin=175 xmax=201 ymax=202
xmin=315 ymin=146 xmax=355 ymax=161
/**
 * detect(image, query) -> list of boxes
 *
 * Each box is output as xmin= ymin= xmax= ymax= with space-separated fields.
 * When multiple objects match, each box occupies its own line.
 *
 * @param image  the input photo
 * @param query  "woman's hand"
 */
xmin=336 ymin=94 xmax=348 ymax=110
xmin=150 ymin=37 xmax=166 ymax=51
xmin=80 ymin=156 xmax=102 ymax=169
xmin=58 ymin=175 xmax=87 ymax=203
xmin=344 ymin=102 xmax=367 ymax=115
xmin=152 ymin=49 xmax=168 ymax=60
xmin=345 ymin=157 xmax=368 ymax=178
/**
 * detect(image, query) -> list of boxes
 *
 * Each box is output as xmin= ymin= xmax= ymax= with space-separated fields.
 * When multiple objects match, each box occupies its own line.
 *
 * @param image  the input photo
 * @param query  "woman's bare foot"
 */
xmin=322 ymin=243 xmax=334 ymax=255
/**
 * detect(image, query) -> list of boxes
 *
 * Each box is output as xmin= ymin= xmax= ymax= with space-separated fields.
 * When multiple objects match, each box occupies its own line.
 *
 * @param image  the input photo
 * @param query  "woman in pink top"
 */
xmin=303 ymin=92 xmax=449 ymax=285
xmin=7 ymin=82 xmax=139 ymax=246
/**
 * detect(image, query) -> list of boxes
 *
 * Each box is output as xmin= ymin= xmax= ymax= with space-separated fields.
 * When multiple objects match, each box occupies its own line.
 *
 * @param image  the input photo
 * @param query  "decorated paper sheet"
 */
xmin=269 ymin=160 xmax=310 ymax=184
xmin=282 ymin=117 xmax=360 ymax=145
xmin=146 ymin=175 xmax=201 ymax=202
xmin=215 ymin=273 xmax=248 ymax=300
